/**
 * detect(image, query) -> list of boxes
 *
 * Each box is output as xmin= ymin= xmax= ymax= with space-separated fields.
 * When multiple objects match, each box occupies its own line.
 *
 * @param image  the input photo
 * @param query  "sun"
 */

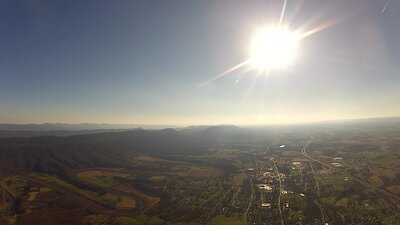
xmin=249 ymin=26 xmax=300 ymax=71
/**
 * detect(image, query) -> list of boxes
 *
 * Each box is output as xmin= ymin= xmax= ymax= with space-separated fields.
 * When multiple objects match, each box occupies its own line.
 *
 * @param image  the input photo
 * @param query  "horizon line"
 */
xmin=1 ymin=116 xmax=399 ymax=128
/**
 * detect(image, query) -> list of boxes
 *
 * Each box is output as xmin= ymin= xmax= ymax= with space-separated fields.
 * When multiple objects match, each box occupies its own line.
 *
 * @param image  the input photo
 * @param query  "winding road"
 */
xmin=301 ymin=136 xmax=333 ymax=171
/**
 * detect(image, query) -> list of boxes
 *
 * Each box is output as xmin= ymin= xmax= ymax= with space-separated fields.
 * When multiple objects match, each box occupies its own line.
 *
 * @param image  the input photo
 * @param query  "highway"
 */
xmin=272 ymin=158 xmax=284 ymax=225
xmin=344 ymin=168 xmax=400 ymax=207
xmin=301 ymin=136 xmax=334 ymax=171
xmin=301 ymin=134 xmax=400 ymax=212
xmin=243 ymin=177 xmax=254 ymax=225
xmin=300 ymin=137 xmax=326 ymax=222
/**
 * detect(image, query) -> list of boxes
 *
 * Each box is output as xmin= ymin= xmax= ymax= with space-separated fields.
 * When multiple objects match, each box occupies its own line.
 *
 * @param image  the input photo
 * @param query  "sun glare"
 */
xmin=249 ymin=27 xmax=300 ymax=71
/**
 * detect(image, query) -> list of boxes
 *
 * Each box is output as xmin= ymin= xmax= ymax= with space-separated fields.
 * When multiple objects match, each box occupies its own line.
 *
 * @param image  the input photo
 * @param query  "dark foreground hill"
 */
xmin=0 ymin=125 xmax=269 ymax=177
xmin=2 ymin=117 xmax=398 ymax=178
xmin=0 ymin=129 xmax=201 ymax=177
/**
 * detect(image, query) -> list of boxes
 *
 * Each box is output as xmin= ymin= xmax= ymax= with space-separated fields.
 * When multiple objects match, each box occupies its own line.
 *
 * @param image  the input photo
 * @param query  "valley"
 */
xmin=0 ymin=121 xmax=399 ymax=225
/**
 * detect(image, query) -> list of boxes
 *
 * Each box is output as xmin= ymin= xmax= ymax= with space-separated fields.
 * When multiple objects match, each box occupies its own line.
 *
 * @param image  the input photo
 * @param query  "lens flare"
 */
xmin=249 ymin=27 xmax=300 ymax=71
xmin=198 ymin=0 xmax=350 ymax=87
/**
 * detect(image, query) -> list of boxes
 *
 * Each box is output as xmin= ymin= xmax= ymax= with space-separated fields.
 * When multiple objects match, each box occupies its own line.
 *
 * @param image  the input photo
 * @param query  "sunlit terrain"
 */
xmin=0 ymin=119 xmax=400 ymax=225
xmin=1 ymin=0 xmax=400 ymax=224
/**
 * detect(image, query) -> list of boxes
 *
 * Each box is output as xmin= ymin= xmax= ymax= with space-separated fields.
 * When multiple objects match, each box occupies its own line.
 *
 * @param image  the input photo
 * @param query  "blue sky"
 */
xmin=1 ymin=0 xmax=399 ymax=125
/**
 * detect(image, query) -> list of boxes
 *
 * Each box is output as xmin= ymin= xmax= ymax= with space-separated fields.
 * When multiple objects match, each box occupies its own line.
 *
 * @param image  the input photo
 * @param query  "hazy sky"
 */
xmin=1 ymin=0 xmax=399 ymax=125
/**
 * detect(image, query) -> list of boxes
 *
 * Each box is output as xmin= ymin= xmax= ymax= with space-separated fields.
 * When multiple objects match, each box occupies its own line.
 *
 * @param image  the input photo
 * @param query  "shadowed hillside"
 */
xmin=0 ymin=129 xmax=201 ymax=177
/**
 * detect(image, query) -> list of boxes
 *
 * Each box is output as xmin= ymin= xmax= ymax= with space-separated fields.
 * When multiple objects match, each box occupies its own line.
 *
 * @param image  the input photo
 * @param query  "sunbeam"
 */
xmin=198 ymin=60 xmax=250 ymax=87
xmin=279 ymin=0 xmax=288 ymax=26
xmin=198 ymin=0 xmax=350 ymax=87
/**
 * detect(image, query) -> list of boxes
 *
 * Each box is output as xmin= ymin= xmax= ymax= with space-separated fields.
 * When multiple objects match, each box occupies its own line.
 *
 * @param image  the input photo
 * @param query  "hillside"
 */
xmin=0 ymin=129 xmax=201 ymax=177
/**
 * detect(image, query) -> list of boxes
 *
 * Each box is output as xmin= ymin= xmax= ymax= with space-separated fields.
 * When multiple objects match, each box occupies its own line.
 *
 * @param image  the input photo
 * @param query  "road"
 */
xmin=301 ymin=136 xmax=334 ymax=171
xmin=308 ymin=161 xmax=326 ymax=221
xmin=308 ymin=161 xmax=321 ymax=197
xmin=243 ymin=177 xmax=254 ymax=225
xmin=301 ymin=136 xmax=327 ymax=222
xmin=271 ymin=158 xmax=284 ymax=225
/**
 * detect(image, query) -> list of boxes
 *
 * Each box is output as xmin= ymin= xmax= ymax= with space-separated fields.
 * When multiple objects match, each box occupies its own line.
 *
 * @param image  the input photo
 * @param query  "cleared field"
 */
xmin=148 ymin=175 xmax=168 ymax=182
xmin=77 ymin=169 xmax=133 ymax=188
xmin=27 ymin=191 xmax=39 ymax=201
xmin=207 ymin=215 xmax=242 ymax=225
xmin=387 ymin=185 xmax=400 ymax=195
xmin=39 ymin=187 xmax=52 ymax=192
xmin=114 ymin=214 xmax=164 ymax=225
xmin=31 ymin=173 xmax=118 ymax=207
xmin=368 ymin=176 xmax=384 ymax=187
xmin=1 ymin=176 xmax=28 ymax=197
xmin=132 ymin=156 xmax=177 ymax=167
xmin=115 ymin=216 xmax=140 ymax=225
xmin=171 ymin=165 xmax=222 ymax=178
xmin=171 ymin=223 xmax=202 ymax=225
xmin=134 ymin=156 xmax=172 ymax=162
xmin=113 ymin=184 xmax=160 ymax=207
xmin=116 ymin=195 xmax=137 ymax=209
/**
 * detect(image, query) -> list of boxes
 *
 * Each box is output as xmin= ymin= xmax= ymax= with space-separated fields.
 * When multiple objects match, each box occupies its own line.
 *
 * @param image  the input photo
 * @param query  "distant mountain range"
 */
xmin=0 ymin=129 xmax=133 ymax=138
xmin=1 ymin=117 xmax=399 ymax=138
xmin=0 ymin=123 xmax=152 ymax=138
xmin=0 ymin=123 xmax=168 ymax=131
xmin=2 ymin=117 xmax=399 ymax=131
